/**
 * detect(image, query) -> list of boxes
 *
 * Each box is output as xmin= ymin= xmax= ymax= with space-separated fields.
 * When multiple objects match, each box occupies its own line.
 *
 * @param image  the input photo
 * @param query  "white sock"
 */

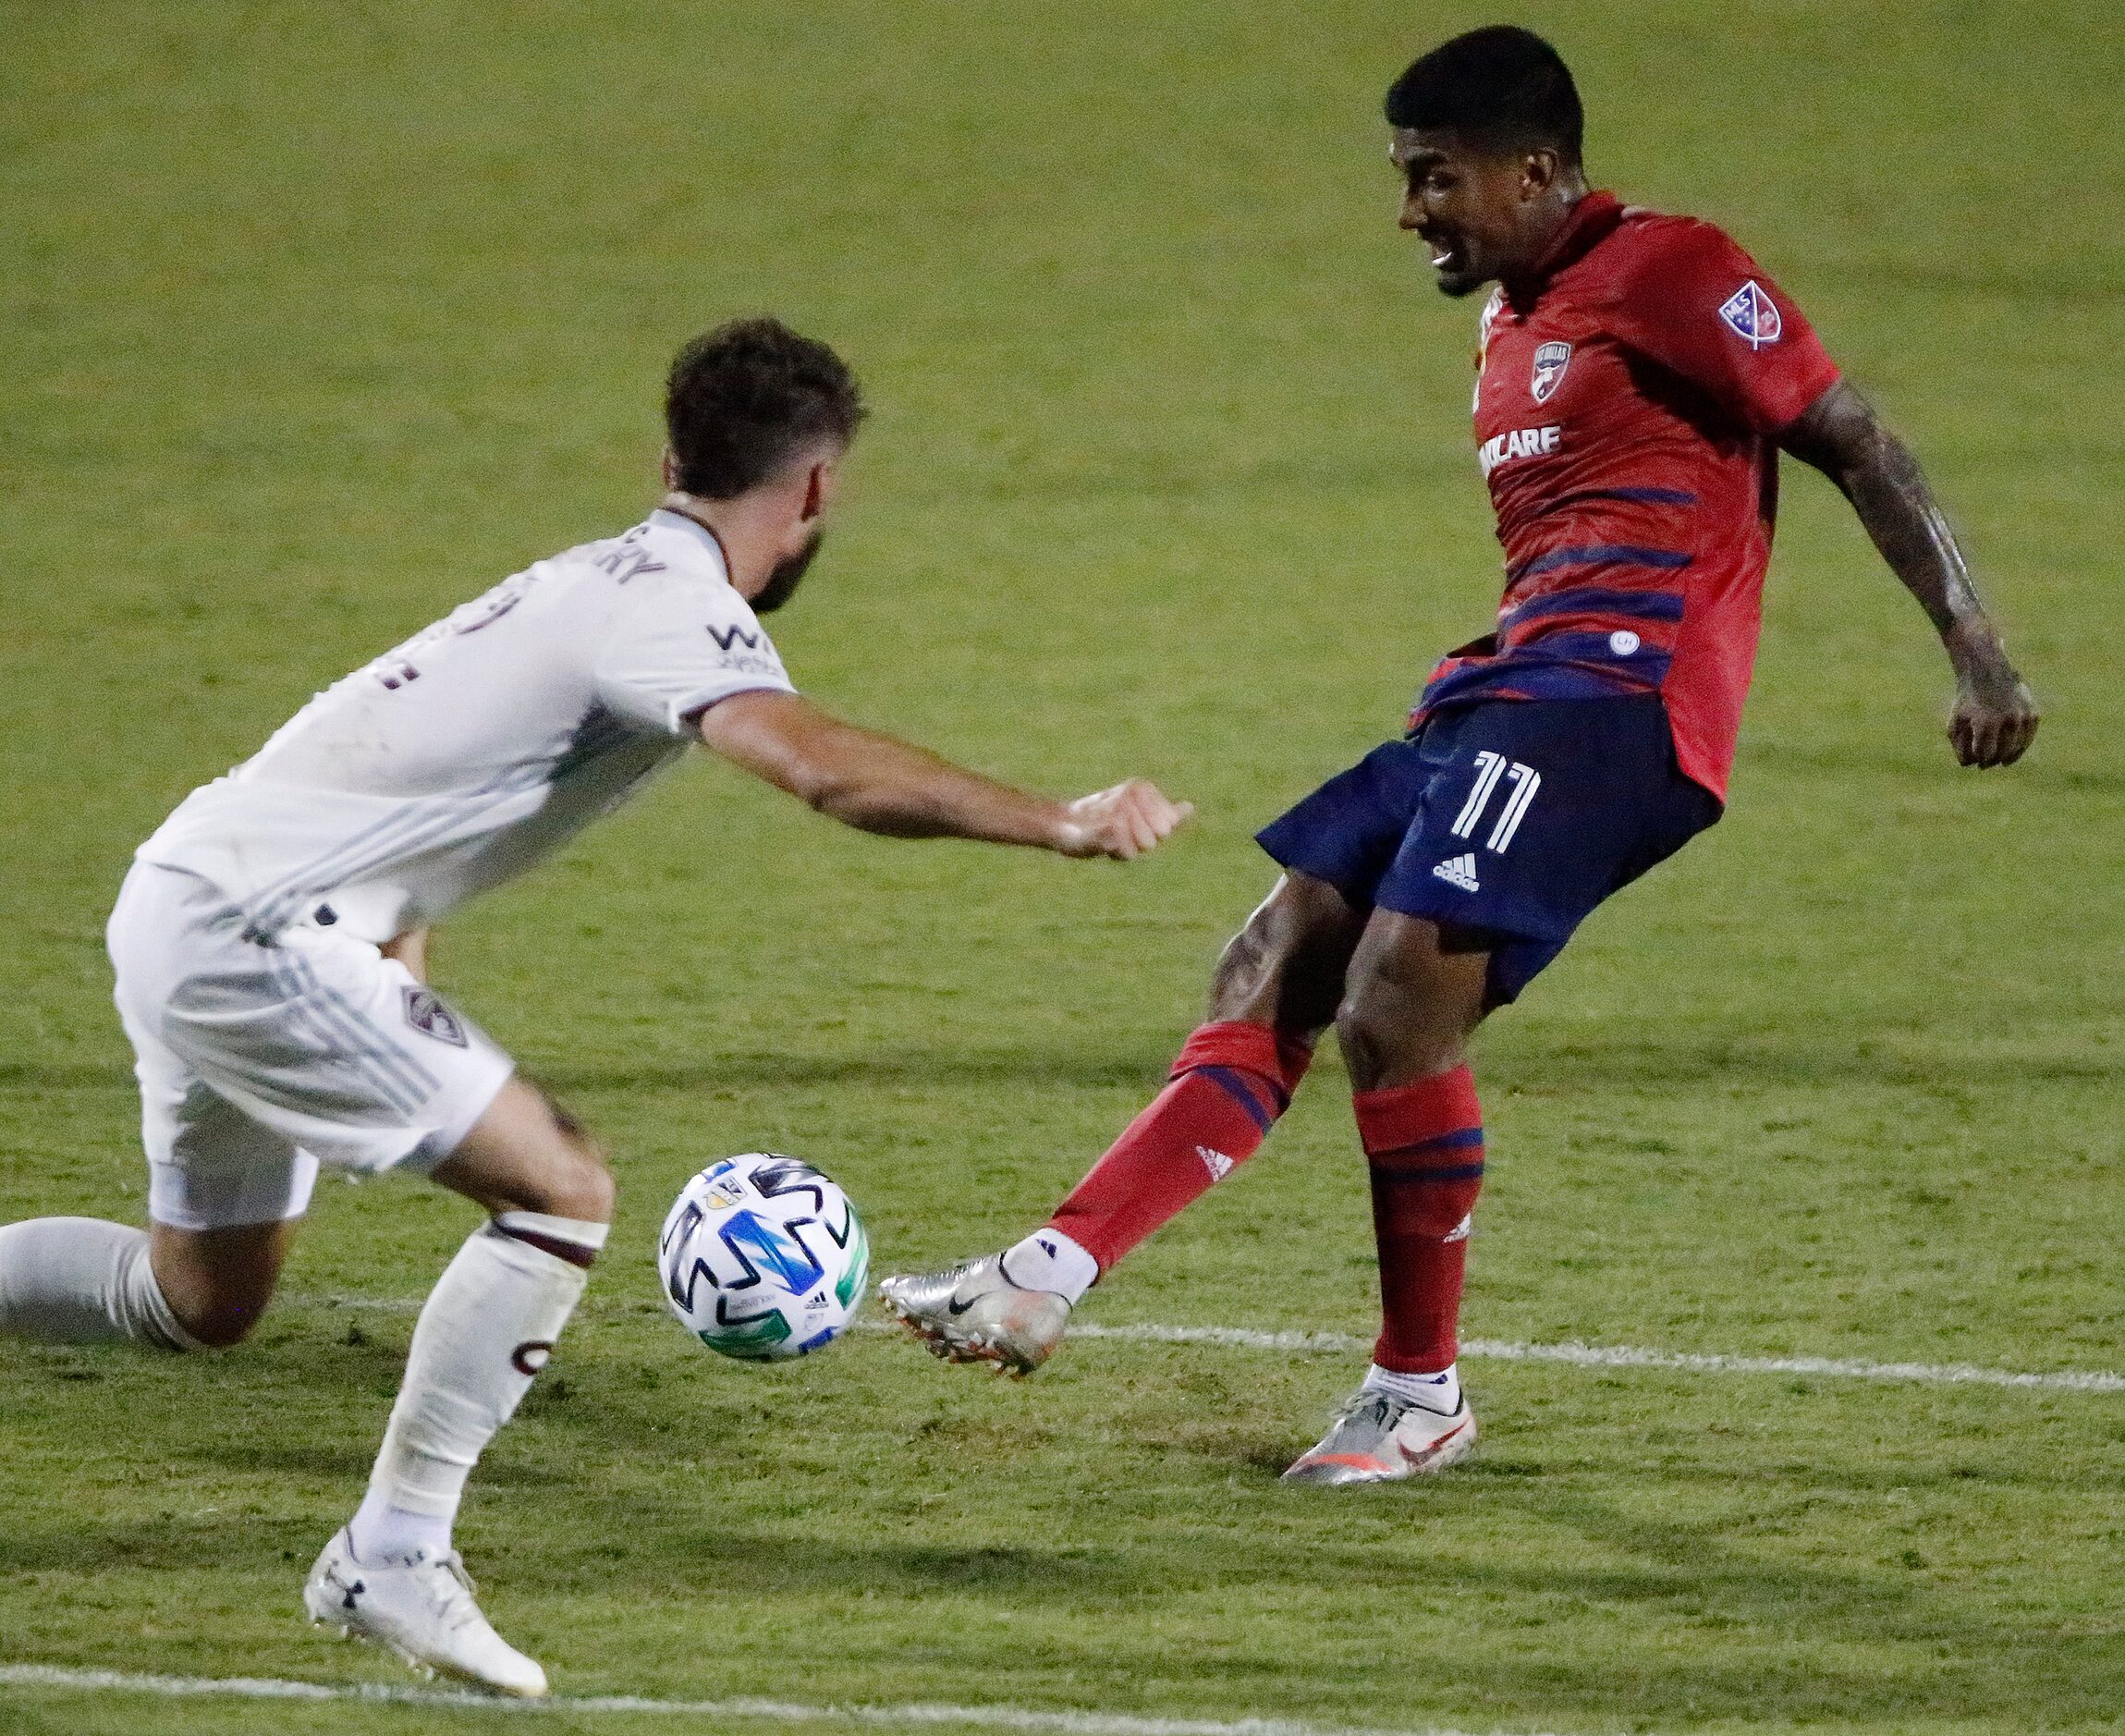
xmin=1364 ymin=1360 xmax=1460 ymax=1414
xmin=1000 ymin=1228 xmax=1098 ymax=1304
xmin=348 ymin=1213 xmax=605 ymax=1565
xmin=0 ymin=1217 xmax=202 ymax=1351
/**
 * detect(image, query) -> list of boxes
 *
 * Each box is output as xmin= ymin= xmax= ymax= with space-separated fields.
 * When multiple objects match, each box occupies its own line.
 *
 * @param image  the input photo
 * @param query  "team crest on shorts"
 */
xmin=402 ymin=986 xmax=469 ymax=1048
xmin=1717 ymin=280 xmax=1782 ymax=348
xmin=1529 ymin=340 xmax=1572 ymax=404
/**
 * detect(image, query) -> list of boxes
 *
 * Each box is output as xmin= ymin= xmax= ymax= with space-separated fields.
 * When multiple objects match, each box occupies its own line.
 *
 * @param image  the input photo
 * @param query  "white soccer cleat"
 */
xmin=878 ymin=1253 xmax=1070 ymax=1375
xmin=303 ymin=1528 xmax=548 ymax=1697
xmin=1279 ymin=1388 xmax=1477 ymax=1485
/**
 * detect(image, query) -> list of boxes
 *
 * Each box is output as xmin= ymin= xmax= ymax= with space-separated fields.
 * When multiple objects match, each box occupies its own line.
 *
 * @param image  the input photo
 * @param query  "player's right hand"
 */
xmin=1054 ymin=779 xmax=1192 ymax=860
xmin=1947 ymin=632 xmax=2040 ymax=768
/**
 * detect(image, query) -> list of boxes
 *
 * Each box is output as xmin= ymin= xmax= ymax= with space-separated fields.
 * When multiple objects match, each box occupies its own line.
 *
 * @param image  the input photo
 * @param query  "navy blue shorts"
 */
xmin=1255 ymin=696 xmax=1720 ymax=1005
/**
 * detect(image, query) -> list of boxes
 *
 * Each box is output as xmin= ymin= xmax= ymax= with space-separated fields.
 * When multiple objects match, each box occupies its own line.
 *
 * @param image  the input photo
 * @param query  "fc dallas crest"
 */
xmin=1530 ymin=340 xmax=1572 ymax=405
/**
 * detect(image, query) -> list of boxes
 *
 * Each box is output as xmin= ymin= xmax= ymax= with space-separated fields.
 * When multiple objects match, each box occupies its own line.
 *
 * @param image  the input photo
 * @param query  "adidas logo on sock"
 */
xmin=1432 ymin=853 xmax=1480 ymax=892
xmin=1196 ymin=1145 xmax=1235 ymax=1181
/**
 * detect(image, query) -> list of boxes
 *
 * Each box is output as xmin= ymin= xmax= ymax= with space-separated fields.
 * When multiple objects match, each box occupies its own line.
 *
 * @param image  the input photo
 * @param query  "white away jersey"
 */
xmin=139 ymin=510 xmax=794 ymax=943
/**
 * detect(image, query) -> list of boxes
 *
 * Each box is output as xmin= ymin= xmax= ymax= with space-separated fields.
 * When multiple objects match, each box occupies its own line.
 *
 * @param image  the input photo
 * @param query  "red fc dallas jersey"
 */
xmin=1412 ymin=191 xmax=1840 ymax=799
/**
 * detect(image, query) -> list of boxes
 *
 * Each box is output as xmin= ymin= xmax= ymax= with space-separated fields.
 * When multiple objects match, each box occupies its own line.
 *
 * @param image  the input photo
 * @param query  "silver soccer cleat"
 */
xmin=303 ymin=1528 xmax=548 ymax=1697
xmin=1279 ymin=1387 xmax=1477 ymax=1485
xmin=878 ymin=1253 xmax=1071 ymax=1375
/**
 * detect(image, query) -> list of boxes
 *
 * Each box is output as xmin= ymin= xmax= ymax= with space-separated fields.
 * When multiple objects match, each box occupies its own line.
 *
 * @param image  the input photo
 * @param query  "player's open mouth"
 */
xmin=1426 ymin=238 xmax=1461 ymax=270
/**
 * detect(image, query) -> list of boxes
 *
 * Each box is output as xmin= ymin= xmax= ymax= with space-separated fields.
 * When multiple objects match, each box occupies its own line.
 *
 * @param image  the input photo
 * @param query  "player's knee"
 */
xmin=522 ymin=1118 xmax=616 ymax=1223
xmin=554 ymin=1147 xmax=616 ymax=1225
xmin=546 ymin=1097 xmax=593 ymax=1147
xmin=1208 ymin=874 xmax=1355 ymax=1026
xmin=1335 ymin=967 xmax=1465 ymax=1087
xmin=1209 ymin=922 xmax=1276 ymax=1009
xmin=434 ymin=1081 xmax=617 ymax=1223
xmin=167 ymin=1292 xmax=269 ymax=1349
xmin=148 ymin=1224 xmax=289 ymax=1350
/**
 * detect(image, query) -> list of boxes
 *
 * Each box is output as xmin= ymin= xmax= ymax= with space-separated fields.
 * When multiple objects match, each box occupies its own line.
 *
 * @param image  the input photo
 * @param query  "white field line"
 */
xmin=1066 ymin=1322 xmax=2125 ymax=1394
xmin=0 ymin=1663 xmax=1591 ymax=1736
xmin=289 ymin=1293 xmax=2125 ymax=1395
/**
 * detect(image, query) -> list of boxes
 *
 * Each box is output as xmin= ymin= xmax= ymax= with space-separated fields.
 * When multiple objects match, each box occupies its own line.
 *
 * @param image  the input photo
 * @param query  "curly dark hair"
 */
xmin=1385 ymin=26 xmax=1583 ymax=167
xmin=664 ymin=317 xmax=866 ymax=499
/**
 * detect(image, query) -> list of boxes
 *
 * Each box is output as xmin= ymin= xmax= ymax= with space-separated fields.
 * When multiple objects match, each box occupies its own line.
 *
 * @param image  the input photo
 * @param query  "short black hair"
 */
xmin=664 ymin=317 xmax=865 ymax=499
xmin=1384 ymin=26 xmax=1583 ymax=166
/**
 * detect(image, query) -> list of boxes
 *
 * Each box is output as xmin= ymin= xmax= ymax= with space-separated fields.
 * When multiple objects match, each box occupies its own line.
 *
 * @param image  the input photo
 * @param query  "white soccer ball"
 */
xmin=657 ymin=1153 xmax=869 ymax=1361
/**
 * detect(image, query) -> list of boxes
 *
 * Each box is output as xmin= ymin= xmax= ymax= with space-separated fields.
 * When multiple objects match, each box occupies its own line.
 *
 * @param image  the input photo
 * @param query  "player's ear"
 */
xmin=1520 ymin=148 xmax=1559 ymax=200
xmin=800 ymin=459 xmax=835 ymax=522
xmin=660 ymin=446 xmax=680 ymax=490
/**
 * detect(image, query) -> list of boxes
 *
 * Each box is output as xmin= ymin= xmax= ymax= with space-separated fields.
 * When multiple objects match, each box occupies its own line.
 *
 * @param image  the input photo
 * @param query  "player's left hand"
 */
xmin=1947 ymin=632 xmax=2039 ymax=768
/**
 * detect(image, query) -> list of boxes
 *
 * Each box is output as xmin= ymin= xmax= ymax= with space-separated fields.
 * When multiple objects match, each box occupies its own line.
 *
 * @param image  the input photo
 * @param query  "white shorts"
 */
xmin=107 ymin=862 xmax=514 ymax=1232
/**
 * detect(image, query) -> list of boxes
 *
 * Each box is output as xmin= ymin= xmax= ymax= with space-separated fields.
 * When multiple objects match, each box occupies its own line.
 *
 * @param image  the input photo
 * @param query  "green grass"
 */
xmin=4 ymin=2 xmax=2123 ymax=1731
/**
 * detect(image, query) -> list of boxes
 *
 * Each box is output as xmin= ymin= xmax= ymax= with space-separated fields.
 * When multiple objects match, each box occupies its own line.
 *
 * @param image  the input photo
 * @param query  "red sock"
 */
xmin=1047 ymin=1021 xmax=1310 ymax=1272
xmin=1353 ymin=1066 xmax=1485 ymax=1374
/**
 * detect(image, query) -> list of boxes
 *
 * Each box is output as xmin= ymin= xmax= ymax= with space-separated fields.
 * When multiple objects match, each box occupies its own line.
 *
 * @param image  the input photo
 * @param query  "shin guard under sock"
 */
xmin=350 ymin=1214 xmax=605 ymax=1562
xmin=1353 ymin=1066 xmax=1485 ymax=1375
xmin=1045 ymin=1021 xmax=1311 ymax=1275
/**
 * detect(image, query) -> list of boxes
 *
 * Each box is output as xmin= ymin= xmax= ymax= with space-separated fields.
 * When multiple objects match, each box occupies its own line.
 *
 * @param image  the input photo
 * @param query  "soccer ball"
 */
xmin=657 ymin=1153 xmax=870 ymax=1361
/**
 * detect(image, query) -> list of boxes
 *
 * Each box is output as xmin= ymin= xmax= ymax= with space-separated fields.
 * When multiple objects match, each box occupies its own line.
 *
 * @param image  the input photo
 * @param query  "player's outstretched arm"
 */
xmin=1780 ymin=380 xmax=2039 ymax=768
xmin=696 ymin=689 xmax=1191 ymax=859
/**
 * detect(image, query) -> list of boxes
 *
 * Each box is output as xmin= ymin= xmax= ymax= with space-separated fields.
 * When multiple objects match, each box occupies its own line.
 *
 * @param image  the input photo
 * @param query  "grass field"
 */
xmin=5 ymin=3 xmax=2124 ymax=1731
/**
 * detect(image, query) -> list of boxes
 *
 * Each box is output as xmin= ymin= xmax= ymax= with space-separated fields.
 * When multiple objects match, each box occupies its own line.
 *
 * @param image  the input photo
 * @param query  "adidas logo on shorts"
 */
xmin=1431 ymin=852 xmax=1481 ymax=892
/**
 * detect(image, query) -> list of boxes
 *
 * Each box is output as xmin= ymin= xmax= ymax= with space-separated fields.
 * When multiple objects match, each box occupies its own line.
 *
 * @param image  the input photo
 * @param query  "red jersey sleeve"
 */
xmin=1603 ymin=217 xmax=1839 ymax=434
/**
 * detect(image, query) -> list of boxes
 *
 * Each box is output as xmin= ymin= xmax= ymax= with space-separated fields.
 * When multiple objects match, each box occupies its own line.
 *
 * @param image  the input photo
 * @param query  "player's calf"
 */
xmin=323 ymin=1078 xmax=609 ymax=1689
xmin=882 ymin=1018 xmax=1313 ymax=1369
xmin=1284 ymin=911 xmax=1494 ymax=1480
xmin=1354 ymin=1064 xmax=1486 ymax=1377
xmin=1043 ymin=1018 xmax=1315 ymax=1274
xmin=148 ymin=1217 xmax=297 ymax=1347
xmin=0 ymin=1216 xmax=207 ymax=1350
xmin=882 ymin=877 xmax=1351 ymax=1373
xmin=0 ymin=1213 xmax=299 ymax=1351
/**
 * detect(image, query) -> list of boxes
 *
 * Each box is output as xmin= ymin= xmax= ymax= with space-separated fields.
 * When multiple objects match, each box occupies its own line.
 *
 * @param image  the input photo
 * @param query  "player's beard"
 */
xmin=751 ymin=528 xmax=823 ymax=614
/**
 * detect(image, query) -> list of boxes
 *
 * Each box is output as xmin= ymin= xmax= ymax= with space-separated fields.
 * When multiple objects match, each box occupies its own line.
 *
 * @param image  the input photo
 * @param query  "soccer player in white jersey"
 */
xmin=0 ymin=319 xmax=1189 ymax=1695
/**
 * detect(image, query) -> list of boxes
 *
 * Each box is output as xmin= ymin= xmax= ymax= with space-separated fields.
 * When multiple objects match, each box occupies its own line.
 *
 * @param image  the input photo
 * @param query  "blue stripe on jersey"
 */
xmin=1421 ymin=651 xmax=1670 ymax=712
xmin=1502 ymin=586 xmax=1687 ymax=630
xmin=1508 ymin=544 xmax=1693 ymax=582
xmin=1495 ymin=630 xmax=1676 ymax=668
xmin=1542 ymin=485 xmax=1700 ymax=514
xmin=1423 ymin=663 xmax=1641 ymax=711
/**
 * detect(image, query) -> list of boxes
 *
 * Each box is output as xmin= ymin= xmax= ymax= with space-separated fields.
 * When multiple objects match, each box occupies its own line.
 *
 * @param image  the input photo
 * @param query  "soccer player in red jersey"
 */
xmin=883 ymin=26 xmax=2040 ymax=1481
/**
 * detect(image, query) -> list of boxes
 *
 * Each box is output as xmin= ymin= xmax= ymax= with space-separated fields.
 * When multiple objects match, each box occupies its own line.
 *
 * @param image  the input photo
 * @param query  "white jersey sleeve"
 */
xmin=592 ymin=568 xmax=795 ymax=735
